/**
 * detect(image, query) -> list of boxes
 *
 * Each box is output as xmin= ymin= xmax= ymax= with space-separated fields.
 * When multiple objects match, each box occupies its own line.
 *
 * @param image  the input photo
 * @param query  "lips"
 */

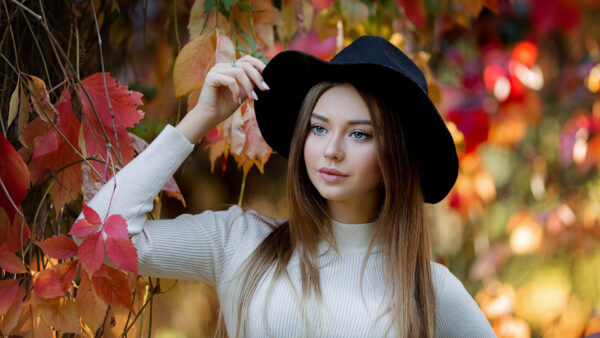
xmin=318 ymin=167 xmax=348 ymax=183
xmin=318 ymin=167 xmax=348 ymax=176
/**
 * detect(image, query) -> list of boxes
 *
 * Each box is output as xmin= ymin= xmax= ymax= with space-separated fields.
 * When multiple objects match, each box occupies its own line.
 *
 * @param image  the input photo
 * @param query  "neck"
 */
xmin=319 ymin=218 xmax=378 ymax=255
xmin=326 ymin=197 xmax=380 ymax=224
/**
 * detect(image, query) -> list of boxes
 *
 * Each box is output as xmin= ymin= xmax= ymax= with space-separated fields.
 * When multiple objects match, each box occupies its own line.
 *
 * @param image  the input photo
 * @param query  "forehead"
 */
xmin=311 ymin=83 xmax=371 ymax=120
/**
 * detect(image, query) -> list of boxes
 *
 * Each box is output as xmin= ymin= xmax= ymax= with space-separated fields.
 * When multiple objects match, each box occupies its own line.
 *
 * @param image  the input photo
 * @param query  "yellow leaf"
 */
xmin=340 ymin=0 xmax=369 ymax=28
xmin=76 ymin=272 xmax=108 ymax=333
xmin=279 ymin=0 xmax=298 ymax=42
xmin=189 ymin=0 xmax=231 ymax=39
xmin=7 ymin=82 xmax=20 ymax=128
xmin=173 ymin=30 xmax=235 ymax=97
xmin=37 ymin=296 xmax=80 ymax=333
xmin=255 ymin=23 xmax=275 ymax=49
xmin=314 ymin=8 xmax=339 ymax=41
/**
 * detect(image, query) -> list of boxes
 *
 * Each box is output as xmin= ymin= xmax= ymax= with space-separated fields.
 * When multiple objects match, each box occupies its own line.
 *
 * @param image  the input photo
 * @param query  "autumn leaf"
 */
xmin=33 ymin=269 xmax=65 ymax=299
xmin=0 ymin=132 xmax=30 ymax=223
xmin=0 ymin=250 xmax=27 ymax=274
xmin=78 ymin=231 xmax=105 ymax=276
xmin=27 ymin=86 xmax=81 ymax=213
xmin=35 ymin=235 xmax=78 ymax=259
xmin=75 ymin=272 xmax=107 ymax=332
xmin=51 ymin=260 xmax=79 ymax=293
xmin=22 ymin=74 xmax=60 ymax=125
xmin=36 ymin=295 xmax=80 ymax=333
xmin=91 ymin=264 xmax=135 ymax=313
xmin=77 ymin=73 xmax=144 ymax=179
xmin=173 ymin=30 xmax=236 ymax=98
xmin=0 ymin=210 xmax=30 ymax=253
xmin=102 ymin=214 xmax=128 ymax=239
xmin=69 ymin=203 xmax=103 ymax=238
xmin=0 ymin=279 xmax=20 ymax=315
xmin=105 ymin=238 xmax=138 ymax=275
xmin=0 ymin=281 xmax=23 ymax=335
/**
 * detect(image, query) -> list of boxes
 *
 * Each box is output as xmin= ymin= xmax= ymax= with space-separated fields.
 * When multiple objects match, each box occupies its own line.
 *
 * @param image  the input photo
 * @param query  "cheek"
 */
xmin=358 ymin=147 xmax=381 ymax=180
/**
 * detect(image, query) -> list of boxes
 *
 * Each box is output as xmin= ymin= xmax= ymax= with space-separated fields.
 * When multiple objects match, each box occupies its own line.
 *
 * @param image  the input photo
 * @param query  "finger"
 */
xmin=238 ymin=61 xmax=269 ymax=92
xmin=239 ymin=55 xmax=267 ymax=73
xmin=211 ymin=72 xmax=242 ymax=104
xmin=224 ymin=66 xmax=255 ymax=101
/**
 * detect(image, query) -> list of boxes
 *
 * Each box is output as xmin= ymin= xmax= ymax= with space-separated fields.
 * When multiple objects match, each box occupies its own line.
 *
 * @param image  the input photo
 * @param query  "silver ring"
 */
xmin=231 ymin=59 xmax=239 ymax=68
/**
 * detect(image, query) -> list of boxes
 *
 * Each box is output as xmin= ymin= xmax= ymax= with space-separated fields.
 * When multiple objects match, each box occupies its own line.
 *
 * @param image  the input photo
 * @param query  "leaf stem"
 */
xmin=89 ymin=0 xmax=123 ymax=166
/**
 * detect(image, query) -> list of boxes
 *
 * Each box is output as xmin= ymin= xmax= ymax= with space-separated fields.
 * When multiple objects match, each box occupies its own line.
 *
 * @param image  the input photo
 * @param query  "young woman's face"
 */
xmin=303 ymin=83 xmax=383 ymax=204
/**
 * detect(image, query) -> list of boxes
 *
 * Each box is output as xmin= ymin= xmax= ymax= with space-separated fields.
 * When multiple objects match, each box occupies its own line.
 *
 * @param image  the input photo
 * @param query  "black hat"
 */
xmin=254 ymin=35 xmax=459 ymax=204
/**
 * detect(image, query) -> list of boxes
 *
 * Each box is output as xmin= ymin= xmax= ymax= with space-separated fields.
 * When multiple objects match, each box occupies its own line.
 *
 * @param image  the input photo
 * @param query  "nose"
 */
xmin=324 ymin=133 xmax=344 ymax=161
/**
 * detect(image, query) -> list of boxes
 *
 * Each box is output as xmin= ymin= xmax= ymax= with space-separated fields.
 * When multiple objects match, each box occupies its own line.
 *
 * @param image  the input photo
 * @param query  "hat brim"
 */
xmin=254 ymin=50 xmax=458 ymax=204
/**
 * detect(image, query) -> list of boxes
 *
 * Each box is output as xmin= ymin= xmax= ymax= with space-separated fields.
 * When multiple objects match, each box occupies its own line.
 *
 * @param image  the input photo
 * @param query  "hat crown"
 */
xmin=329 ymin=36 xmax=428 ymax=95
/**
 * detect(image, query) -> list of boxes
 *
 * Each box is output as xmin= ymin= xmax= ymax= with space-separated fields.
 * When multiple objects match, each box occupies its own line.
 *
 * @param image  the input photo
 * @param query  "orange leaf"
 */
xmin=22 ymin=74 xmax=59 ymax=125
xmin=36 ymin=295 xmax=80 ymax=333
xmin=0 ymin=250 xmax=27 ymax=274
xmin=173 ymin=30 xmax=235 ymax=97
xmin=33 ymin=269 xmax=65 ymax=299
xmin=51 ymin=260 xmax=79 ymax=293
xmin=0 ymin=210 xmax=30 ymax=253
xmin=35 ymin=234 xmax=78 ymax=259
xmin=75 ymin=272 xmax=107 ymax=332
xmin=92 ymin=264 xmax=135 ymax=313
xmin=0 ymin=281 xmax=23 ymax=335
xmin=0 ymin=279 xmax=20 ymax=315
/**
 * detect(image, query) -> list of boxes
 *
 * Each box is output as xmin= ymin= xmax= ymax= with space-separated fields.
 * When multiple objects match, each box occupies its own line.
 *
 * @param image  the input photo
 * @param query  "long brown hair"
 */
xmin=215 ymin=79 xmax=437 ymax=338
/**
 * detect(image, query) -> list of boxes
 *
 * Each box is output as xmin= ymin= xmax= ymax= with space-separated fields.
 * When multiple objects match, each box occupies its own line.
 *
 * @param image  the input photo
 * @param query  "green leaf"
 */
xmin=204 ymin=0 xmax=216 ymax=12
xmin=236 ymin=1 xmax=256 ymax=12
xmin=236 ymin=45 xmax=250 ymax=54
xmin=222 ymin=0 xmax=235 ymax=11
xmin=239 ymin=30 xmax=257 ymax=54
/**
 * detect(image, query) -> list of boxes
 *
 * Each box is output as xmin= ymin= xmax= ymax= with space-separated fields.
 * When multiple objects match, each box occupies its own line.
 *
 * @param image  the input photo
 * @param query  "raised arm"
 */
xmin=73 ymin=55 xmax=271 ymax=284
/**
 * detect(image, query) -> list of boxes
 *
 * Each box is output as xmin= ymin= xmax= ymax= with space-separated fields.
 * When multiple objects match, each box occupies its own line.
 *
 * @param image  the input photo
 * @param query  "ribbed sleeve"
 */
xmin=433 ymin=264 xmax=497 ymax=337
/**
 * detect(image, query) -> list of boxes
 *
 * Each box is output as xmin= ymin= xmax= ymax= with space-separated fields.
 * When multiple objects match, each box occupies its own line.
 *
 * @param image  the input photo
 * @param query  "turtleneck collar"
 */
xmin=318 ymin=218 xmax=378 ymax=255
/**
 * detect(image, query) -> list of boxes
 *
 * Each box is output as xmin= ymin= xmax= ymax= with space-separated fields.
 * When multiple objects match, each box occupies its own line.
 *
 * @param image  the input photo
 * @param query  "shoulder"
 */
xmin=429 ymin=261 xmax=497 ymax=337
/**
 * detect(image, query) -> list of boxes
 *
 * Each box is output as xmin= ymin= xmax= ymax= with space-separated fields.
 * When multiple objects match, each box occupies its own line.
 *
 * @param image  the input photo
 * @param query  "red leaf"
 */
xmin=105 ymin=238 xmax=138 ymax=275
xmin=35 ymin=235 xmax=78 ymax=259
xmin=69 ymin=219 xmax=101 ymax=238
xmin=33 ymin=269 xmax=64 ymax=299
xmin=82 ymin=202 xmax=102 ymax=225
xmin=396 ymin=0 xmax=424 ymax=27
xmin=0 ymin=279 xmax=20 ymax=314
xmin=27 ymin=95 xmax=82 ymax=212
xmin=91 ymin=264 xmax=135 ymax=313
xmin=78 ymin=231 xmax=104 ymax=276
xmin=0 ymin=132 xmax=30 ymax=223
xmin=76 ymin=73 xmax=144 ymax=180
xmin=0 ymin=250 xmax=27 ymax=274
xmin=51 ymin=260 xmax=79 ymax=293
xmin=0 ymin=280 xmax=23 ymax=334
xmin=0 ymin=211 xmax=30 ymax=253
xmin=102 ymin=214 xmax=128 ymax=240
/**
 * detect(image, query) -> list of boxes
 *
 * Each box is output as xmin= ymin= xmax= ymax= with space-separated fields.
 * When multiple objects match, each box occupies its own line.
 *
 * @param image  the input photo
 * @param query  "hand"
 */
xmin=194 ymin=55 xmax=269 ymax=123
xmin=176 ymin=55 xmax=270 ymax=143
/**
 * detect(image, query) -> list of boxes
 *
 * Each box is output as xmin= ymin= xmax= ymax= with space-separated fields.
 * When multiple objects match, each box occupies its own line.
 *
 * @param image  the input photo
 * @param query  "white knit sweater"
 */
xmin=79 ymin=124 xmax=497 ymax=337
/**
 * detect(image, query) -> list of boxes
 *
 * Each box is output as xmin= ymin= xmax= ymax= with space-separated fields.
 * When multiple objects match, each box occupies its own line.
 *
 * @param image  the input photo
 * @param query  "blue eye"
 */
xmin=311 ymin=125 xmax=326 ymax=134
xmin=351 ymin=131 xmax=370 ymax=140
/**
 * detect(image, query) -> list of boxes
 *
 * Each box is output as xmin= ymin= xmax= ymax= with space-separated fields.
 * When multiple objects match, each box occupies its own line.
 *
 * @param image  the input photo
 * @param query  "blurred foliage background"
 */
xmin=2 ymin=0 xmax=600 ymax=337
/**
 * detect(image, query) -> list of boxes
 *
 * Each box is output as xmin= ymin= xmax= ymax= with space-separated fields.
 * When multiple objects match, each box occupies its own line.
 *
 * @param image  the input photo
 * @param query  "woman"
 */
xmin=79 ymin=36 xmax=496 ymax=337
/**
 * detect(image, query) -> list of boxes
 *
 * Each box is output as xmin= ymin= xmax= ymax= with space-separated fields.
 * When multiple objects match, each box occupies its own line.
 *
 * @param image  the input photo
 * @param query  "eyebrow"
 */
xmin=311 ymin=113 xmax=372 ymax=126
